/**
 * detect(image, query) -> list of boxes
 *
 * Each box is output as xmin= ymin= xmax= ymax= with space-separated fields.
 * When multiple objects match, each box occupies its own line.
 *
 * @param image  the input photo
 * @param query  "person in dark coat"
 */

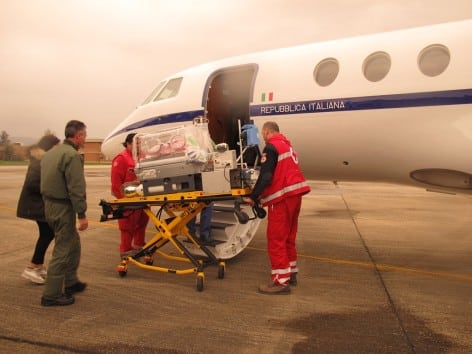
xmin=17 ymin=134 xmax=60 ymax=284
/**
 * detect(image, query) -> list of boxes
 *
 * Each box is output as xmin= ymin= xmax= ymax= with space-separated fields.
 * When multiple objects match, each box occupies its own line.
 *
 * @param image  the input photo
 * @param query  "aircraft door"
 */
xmin=204 ymin=65 xmax=257 ymax=151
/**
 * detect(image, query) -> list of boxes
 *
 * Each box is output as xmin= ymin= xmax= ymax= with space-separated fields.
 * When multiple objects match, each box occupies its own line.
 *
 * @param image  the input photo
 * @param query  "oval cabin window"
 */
xmin=418 ymin=44 xmax=450 ymax=77
xmin=363 ymin=51 xmax=391 ymax=82
xmin=314 ymin=58 xmax=339 ymax=87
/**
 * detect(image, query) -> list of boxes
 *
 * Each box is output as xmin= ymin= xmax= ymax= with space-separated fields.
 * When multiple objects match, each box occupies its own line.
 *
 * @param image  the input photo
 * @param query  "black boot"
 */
xmin=289 ymin=273 xmax=298 ymax=286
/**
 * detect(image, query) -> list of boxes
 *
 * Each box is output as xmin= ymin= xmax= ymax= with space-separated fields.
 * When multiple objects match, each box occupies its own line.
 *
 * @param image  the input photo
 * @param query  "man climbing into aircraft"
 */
xmin=243 ymin=121 xmax=310 ymax=295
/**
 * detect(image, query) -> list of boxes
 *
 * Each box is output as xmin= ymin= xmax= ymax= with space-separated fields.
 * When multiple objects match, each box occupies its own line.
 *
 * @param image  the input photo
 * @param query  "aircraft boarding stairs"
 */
xmin=184 ymin=200 xmax=262 ymax=260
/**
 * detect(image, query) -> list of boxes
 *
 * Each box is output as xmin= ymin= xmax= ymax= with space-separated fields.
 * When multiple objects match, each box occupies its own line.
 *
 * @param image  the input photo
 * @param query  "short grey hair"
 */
xmin=262 ymin=121 xmax=279 ymax=133
xmin=65 ymin=120 xmax=86 ymax=138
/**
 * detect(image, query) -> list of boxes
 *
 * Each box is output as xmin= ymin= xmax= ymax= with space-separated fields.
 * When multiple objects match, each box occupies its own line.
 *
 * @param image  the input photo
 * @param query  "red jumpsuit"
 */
xmin=111 ymin=149 xmax=149 ymax=254
xmin=252 ymin=133 xmax=311 ymax=286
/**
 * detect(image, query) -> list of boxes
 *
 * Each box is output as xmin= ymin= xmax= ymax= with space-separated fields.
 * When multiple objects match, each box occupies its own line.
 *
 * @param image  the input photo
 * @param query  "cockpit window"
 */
xmin=141 ymin=81 xmax=165 ymax=105
xmin=153 ymin=77 xmax=183 ymax=101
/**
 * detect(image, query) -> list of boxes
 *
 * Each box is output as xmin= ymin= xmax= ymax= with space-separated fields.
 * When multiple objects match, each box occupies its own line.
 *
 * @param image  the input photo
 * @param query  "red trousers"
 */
xmin=118 ymin=210 xmax=149 ymax=253
xmin=266 ymin=194 xmax=302 ymax=285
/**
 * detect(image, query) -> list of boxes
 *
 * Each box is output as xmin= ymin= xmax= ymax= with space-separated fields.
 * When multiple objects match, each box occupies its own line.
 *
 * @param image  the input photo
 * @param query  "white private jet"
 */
xmin=101 ymin=19 xmax=472 ymax=259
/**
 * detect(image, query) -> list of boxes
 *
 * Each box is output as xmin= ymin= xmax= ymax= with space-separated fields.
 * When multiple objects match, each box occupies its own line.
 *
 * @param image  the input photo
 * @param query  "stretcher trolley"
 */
xmin=99 ymin=188 xmax=262 ymax=291
xmin=98 ymin=119 xmax=265 ymax=291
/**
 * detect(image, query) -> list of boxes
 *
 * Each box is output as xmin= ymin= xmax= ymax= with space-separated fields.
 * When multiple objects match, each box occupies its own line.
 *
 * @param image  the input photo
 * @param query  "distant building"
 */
xmin=82 ymin=139 xmax=110 ymax=163
xmin=1 ymin=139 xmax=110 ymax=163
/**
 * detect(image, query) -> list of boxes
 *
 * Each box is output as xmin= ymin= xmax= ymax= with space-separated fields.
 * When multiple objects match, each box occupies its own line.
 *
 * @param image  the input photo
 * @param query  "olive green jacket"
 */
xmin=40 ymin=140 xmax=87 ymax=219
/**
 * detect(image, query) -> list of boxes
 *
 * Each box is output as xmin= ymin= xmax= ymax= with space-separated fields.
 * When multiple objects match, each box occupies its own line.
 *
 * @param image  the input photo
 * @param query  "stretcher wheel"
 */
xmin=117 ymin=263 xmax=128 ymax=277
xmin=144 ymin=255 xmax=153 ymax=265
xmin=218 ymin=262 xmax=225 ymax=279
xmin=196 ymin=273 xmax=204 ymax=292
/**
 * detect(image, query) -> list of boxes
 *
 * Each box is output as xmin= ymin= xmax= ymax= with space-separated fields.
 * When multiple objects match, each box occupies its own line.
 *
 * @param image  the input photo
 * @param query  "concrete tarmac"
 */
xmin=0 ymin=165 xmax=471 ymax=354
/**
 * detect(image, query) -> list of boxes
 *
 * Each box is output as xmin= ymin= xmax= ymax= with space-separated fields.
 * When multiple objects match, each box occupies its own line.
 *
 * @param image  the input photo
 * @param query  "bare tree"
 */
xmin=0 ymin=131 xmax=10 ymax=146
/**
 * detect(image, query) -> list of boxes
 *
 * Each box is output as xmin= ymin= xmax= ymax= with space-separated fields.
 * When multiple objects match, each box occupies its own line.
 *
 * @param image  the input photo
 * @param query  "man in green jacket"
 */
xmin=40 ymin=120 xmax=88 ymax=306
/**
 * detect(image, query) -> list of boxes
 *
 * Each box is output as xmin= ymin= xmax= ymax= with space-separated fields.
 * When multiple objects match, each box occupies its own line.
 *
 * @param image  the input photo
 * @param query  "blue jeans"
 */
xmin=187 ymin=203 xmax=213 ymax=239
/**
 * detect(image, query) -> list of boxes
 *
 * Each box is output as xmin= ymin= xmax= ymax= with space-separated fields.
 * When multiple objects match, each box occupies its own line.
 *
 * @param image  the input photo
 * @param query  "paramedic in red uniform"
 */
xmin=243 ymin=121 xmax=310 ymax=295
xmin=111 ymin=133 xmax=149 ymax=258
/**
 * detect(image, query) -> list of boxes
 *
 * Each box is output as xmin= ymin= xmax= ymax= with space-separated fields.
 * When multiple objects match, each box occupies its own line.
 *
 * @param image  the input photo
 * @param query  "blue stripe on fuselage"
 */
xmin=250 ymin=88 xmax=472 ymax=116
xmin=108 ymin=89 xmax=472 ymax=141
xmin=108 ymin=110 xmax=205 ymax=140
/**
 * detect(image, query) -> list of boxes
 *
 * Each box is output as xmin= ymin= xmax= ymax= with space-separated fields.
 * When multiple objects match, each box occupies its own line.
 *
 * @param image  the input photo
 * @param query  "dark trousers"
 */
xmin=187 ymin=203 xmax=214 ymax=239
xmin=31 ymin=221 xmax=55 ymax=265
xmin=43 ymin=200 xmax=81 ymax=300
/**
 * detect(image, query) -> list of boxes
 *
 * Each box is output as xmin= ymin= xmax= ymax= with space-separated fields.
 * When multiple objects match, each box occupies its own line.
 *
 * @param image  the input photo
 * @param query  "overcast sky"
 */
xmin=1 ymin=0 xmax=471 ymax=142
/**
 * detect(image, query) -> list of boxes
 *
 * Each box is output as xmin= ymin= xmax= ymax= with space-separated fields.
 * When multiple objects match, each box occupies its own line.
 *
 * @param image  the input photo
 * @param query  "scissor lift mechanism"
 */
xmin=99 ymin=188 xmax=255 ymax=291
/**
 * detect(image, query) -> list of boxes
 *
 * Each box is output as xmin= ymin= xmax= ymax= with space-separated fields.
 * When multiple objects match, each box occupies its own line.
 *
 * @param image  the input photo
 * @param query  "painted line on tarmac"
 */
xmin=4 ymin=205 xmax=471 ymax=283
xmin=89 ymin=220 xmax=118 ymax=228
xmin=245 ymin=246 xmax=472 ymax=282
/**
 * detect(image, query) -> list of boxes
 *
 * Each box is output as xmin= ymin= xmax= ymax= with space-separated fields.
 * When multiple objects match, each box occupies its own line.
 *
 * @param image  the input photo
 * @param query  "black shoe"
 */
xmin=200 ymin=235 xmax=224 ymax=246
xmin=200 ymin=238 xmax=213 ymax=246
xmin=199 ymin=234 xmax=211 ymax=245
xmin=289 ymin=273 xmax=298 ymax=286
xmin=258 ymin=283 xmax=291 ymax=295
xmin=65 ymin=281 xmax=87 ymax=295
xmin=41 ymin=294 xmax=75 ymax=306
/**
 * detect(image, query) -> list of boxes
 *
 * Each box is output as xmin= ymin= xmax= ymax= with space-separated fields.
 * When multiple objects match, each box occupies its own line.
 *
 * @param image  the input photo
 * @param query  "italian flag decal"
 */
xmin=261 ymin=92 xmax=274 ymax=102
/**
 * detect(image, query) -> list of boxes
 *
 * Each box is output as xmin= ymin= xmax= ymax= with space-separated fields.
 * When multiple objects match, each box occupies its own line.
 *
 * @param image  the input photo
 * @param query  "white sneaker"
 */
xmin=38 ymin=267 xmax=47 ymax=278
xmin=21 ymin=267 xmax=45 ymax=284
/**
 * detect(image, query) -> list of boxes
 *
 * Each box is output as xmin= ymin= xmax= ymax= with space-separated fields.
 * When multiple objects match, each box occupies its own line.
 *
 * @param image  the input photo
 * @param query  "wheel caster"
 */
xmin=218 ymin=262 xmax=225 ymax=279
xmin=117 ymin=264 xmax=128 ymax=277
xmin=196 ymin=272 xmax=204 ymax=291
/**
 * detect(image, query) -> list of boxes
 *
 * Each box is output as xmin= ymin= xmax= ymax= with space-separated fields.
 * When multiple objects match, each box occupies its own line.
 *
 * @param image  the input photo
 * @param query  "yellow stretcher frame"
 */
xmin=99 ymin=188 xmax=251 ymax=291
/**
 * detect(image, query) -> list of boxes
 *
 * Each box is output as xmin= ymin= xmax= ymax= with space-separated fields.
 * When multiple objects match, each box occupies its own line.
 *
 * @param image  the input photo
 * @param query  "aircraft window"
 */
xmin=141 ymin=81 xmax=166 ymax=105
xmin=363 ymin=51 xmax=391 ymax=82
xmin=418 ymin=44 xmax=450 ymax=77
xmin=313 ymin=58 xmax=339 ymax=86
xmin=154 ymin=77 xmax=183 ymax=101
